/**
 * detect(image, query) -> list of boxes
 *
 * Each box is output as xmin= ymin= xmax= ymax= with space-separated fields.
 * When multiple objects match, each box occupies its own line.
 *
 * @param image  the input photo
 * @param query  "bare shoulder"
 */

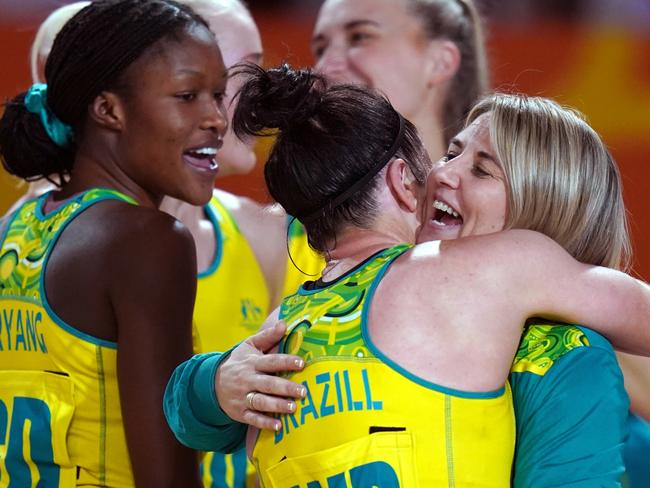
xmin=108 ymin=203 xmax=194 ymax=270
xmin=214 ymin=188 xmax=285 ymax=235
xmin=213 ymin=189 xmax=287 ymax=296
xmin=69 ymin=201 xmax=195 ymax=279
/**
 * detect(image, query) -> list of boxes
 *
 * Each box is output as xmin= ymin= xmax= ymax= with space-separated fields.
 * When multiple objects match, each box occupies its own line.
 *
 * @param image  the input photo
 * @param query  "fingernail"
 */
xmin=297 ymin=386 xmax=306 ymax=398
xmin=274 ymin=421 xmax=281 ymax=432
xmin=295 ymin=359 xmax=304 ymax=368
xmin=287 ymin=401 xmax=295 ymax=411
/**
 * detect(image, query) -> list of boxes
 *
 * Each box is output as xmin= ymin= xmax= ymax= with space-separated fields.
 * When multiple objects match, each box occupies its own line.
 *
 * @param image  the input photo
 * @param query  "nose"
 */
xmin=433 ymin=158 xmax=460 ymax=189
xmin=315 ymin=43 xmax=348 ymax=83
xmin=201 ymin=98 xmax=228 ymax=137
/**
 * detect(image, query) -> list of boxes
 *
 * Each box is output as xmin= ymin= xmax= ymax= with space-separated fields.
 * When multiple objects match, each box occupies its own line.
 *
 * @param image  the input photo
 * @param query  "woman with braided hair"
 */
xmin=0 ymin=0 xmax=228 ymax=485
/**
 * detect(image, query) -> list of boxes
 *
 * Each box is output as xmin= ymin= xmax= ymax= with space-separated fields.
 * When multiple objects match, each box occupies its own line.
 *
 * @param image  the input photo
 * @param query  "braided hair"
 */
xmin=0 ymin=0 xmax=210 ymax=183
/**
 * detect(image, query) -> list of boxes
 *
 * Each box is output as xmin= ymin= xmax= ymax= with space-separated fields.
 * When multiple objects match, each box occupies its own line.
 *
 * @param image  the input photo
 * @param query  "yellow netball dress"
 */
xmin=281 ymin=219 xmax=324 ymax=299
xmin=253 ymin=245 xmax=515 ymax=488
xmin=192 ymin=192 xmax=270 ymax=488
xmin=0 ymin=188 xmax=136 ymax=487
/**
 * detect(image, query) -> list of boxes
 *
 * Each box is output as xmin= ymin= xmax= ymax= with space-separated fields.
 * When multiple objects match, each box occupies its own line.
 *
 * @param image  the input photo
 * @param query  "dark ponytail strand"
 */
xmin=0 ymin=93 xmax=74 ymax=183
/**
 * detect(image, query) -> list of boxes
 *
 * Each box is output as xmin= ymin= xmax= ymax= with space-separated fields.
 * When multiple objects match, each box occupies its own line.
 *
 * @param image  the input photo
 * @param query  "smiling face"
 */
xmin=113 ymin=24 xmax=228 ymax=206
xmin=312 ymin=0 xmax=434 ymax=123
xmin=417 ymin=113 xmax=507 ymax=243
xmin=198 ymin=3 xmax=263 ymax=176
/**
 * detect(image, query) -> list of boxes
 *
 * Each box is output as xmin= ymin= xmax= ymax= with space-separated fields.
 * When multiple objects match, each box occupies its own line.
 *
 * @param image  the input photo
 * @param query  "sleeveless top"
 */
xmin=252 ymin=244 xmax=515 ymax=487
xmin=0 ymin=188 xmax=136 ymax=487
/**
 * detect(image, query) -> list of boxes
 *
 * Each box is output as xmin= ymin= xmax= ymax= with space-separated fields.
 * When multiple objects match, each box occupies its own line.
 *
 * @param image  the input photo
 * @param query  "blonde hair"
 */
xmin=407 ymin=0 xmax=489 ymax=144
xmin=30 ymin=2 xmax=91 ymax=83
xmin=468 ymin=94 xmax=632 ymax=271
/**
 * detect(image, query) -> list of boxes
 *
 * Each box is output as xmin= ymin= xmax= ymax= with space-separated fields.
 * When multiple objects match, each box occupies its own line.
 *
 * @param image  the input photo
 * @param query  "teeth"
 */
xmin=192 ymin=147 xmax=218 ymax=156
xmin=433 ymin=200 xmax=459 ymax=218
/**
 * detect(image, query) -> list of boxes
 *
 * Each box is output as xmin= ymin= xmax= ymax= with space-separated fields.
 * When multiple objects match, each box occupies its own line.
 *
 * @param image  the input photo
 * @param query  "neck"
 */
xmin=63 ymin=144 xmax=161 ymax=209
xmin=411 ymin=111 xmax=447 ymax=161
xmin=321 ymin=226 xmax=409 ymax=281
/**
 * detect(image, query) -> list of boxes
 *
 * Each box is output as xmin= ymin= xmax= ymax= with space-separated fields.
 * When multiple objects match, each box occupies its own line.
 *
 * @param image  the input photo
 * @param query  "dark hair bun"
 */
xmin=0 ymin=93 xmax=74 ymax=180
xmin=232 ymin=63 xmax=325 ymax=138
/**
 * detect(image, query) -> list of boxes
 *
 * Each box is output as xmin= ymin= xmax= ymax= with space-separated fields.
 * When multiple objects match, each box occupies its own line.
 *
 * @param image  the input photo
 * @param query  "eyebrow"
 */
xmin=312 ymin=19 xmax=381 ymax=44
xmin=478 ymin=151 xmax=500 ymax=166
xmin=450 ymin=138 xmax=501 ymax=166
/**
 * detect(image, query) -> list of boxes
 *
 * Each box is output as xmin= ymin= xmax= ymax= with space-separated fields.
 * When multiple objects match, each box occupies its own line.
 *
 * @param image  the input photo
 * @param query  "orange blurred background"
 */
xmin=1 ymin=2 xmax=648 ymax=278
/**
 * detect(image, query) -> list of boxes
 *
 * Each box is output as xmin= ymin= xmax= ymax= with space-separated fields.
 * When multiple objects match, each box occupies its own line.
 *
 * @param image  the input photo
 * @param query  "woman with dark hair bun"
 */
xmin=166 ymin=64 xmax=650 ymax=485
xmin=0 ymin=0 xmax=227 ymax=485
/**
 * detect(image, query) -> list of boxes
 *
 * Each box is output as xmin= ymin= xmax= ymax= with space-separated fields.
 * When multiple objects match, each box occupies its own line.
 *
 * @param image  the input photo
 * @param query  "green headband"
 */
xmin=25 ymin=83 xmax=74 ymax=148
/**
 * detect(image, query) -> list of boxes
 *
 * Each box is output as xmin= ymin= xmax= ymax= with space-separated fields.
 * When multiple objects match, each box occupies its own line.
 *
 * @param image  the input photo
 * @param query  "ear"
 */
xmin=386 ymin=158 xmax=419 ymax=213
xmin=88 ymin=91 xmax=126 ymax=131
xmin=425 ymin=40 xmax=461 ymax=86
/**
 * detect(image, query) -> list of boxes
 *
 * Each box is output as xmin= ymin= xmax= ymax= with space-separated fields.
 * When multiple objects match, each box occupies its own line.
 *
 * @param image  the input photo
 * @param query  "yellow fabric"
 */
xmin=193 ymin=194 xmax=269 ymax=488
xmin=281 ymin=219 xmax=324 ymax=300
xmin=253 ymin=245 xmax=515 ymax=487
xmin=0 ymin=189 xmax=136 ymax=487
xmin=192 ymin=194 xmax=271 ymax=354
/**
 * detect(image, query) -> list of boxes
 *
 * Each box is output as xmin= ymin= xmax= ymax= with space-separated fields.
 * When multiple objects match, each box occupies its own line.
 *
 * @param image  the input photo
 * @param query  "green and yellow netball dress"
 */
xmin=0 ymin=189 xmax=136 ymax=487
xmin=193 ymin=193 xmax=270 ymax=488
xmin=252 ymin=245 xmax=515 ymax=487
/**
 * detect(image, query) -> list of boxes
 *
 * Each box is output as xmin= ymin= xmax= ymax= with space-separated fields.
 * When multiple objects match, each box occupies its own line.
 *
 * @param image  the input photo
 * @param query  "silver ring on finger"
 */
xmin=246 ymin=391 xmax=258 ymax=411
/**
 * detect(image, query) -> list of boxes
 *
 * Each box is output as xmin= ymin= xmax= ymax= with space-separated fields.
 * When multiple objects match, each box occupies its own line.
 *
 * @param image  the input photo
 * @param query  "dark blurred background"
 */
xmin=1 ymin=0 xmax=649 ymax=278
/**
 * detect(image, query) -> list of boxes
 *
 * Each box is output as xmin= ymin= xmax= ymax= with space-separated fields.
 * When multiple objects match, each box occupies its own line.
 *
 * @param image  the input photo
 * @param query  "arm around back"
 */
xmin=480 ymin=230 xmax=650 ymax=355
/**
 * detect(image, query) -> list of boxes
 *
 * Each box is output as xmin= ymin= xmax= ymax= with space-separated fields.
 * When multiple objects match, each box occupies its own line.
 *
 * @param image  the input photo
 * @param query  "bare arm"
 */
xmin=488 ymin=230 xmax=650 ymax=355
xmin=215 ymin=190 xmax=289 ymax=308
xmin=111 ymin=212 xmax=201 ymax=488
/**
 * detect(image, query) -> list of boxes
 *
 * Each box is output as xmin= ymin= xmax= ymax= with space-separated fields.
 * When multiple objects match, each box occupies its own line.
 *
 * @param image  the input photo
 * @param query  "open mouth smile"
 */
xmin=431 ymin=199 xmax=463 ymax=228
xmin=183 ymin=146 xmax=220 ymax=172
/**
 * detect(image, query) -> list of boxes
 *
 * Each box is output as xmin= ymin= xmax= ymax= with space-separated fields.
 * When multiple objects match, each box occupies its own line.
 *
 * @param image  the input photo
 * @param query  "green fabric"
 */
xmin=163 ymin=348 xmax=247 ymax=453
xmin=510 ymin=325 xmax=628 ymax=487
xmin=24 ymin=83 xmax=74 ymax=147
xmin=622 ymin=413 xmax=650 ymax=487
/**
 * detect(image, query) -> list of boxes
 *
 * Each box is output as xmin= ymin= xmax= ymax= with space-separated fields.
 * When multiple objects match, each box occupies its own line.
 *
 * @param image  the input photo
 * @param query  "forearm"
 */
xmin=164 ymin=350 xmax=247 ymax=452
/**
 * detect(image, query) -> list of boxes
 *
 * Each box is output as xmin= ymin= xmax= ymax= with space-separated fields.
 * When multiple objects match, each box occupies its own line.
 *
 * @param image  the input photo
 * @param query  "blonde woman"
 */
xmin=419 ymin=94 xmax=634 ymax=486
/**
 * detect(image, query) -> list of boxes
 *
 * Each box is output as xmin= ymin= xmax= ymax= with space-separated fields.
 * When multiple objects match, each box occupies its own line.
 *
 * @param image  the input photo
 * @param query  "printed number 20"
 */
xmin=0 ymin=397 xmax=60 ymax=487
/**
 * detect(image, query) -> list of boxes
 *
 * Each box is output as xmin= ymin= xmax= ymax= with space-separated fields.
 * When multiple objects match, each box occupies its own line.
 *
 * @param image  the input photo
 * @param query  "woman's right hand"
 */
xmin=216 ymin=321 xmax=306 ymax=431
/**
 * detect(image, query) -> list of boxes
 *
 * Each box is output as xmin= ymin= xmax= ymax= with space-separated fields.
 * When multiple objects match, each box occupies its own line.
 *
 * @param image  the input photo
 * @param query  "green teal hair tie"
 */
xmin=24 ymin=83 xmax=73 ymax=148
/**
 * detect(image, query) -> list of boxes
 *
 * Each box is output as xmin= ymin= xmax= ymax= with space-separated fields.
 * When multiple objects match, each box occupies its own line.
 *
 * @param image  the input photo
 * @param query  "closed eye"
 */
xmin=471 ymin=164 xmax=491 ymax=177
xmin=349 ymin=30 xmax=372 ymax=44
